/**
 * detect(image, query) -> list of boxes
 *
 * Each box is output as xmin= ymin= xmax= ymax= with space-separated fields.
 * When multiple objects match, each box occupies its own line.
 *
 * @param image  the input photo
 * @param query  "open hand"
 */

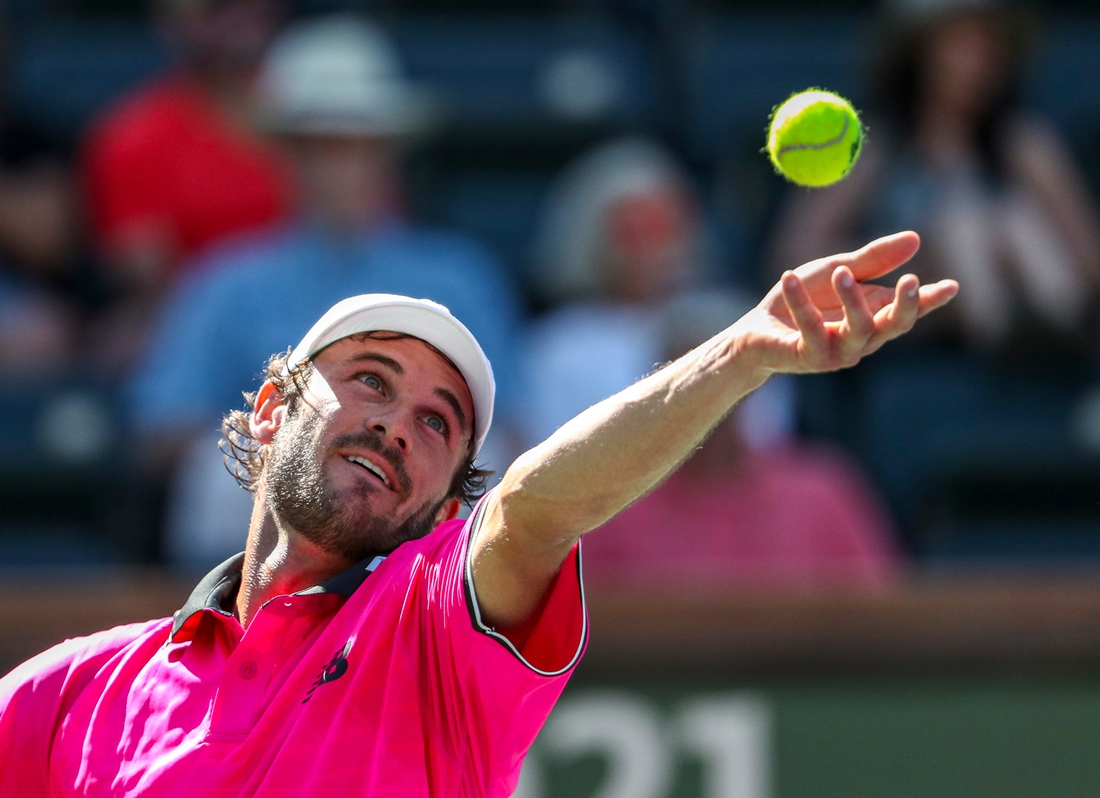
xmin=736 ymin=231 xmax=959 ymax=375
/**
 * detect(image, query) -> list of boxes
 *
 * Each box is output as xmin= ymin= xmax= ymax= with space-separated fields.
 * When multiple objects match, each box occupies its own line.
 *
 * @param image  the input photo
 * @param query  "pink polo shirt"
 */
xmin=0 ymin=499 xmax=587 ymax=797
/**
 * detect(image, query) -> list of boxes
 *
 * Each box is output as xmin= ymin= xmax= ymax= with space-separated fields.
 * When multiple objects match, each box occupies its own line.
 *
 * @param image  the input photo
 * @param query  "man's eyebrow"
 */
xmin=435 ymin=387 xmax=469 ymax=435
xmin=346 ymin=352 xmax=404 ymax=375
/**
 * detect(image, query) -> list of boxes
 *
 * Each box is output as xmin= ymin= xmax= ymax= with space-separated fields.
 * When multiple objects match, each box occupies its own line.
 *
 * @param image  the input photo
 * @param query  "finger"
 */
xmin=862 ymin=284 xmax=901 ymax=315
xmin=819 ymin=283 xmax=894 ymax=322
xmin=818 ymin=281 xmax=893 ymax=319
xmin=916 ymin=279 xmax=960 ymax=317
xmin=864 ymin=273 xmax=921 ymax=353
xmin=863 ymin=276 xmax=957 ymax=355
xmin=832 ymin=266 xmax=876 ymax=358
xmin=828 ymin=231 xmax=922 ymax=284
xmin=780 ymin=271 xmax=829 ymax=359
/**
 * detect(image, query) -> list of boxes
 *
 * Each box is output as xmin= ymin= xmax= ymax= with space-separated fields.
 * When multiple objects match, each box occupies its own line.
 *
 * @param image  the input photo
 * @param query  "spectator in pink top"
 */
xmin=584 ymin=415 xmax=899 ymax=591
xmin=0 ymin=225 xmax=958 ymax=794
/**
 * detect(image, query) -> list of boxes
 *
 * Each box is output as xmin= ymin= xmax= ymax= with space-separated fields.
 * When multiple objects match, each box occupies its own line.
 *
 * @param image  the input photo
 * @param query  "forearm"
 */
xmin=495 ymin=322 xmax=769 ymax=546
xmin=471 ymin=232 xmax=951 ymax=628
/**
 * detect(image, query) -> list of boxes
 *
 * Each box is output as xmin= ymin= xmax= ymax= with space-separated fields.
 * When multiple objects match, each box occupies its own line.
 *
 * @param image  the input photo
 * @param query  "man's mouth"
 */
xmin=344 ymin=455 xmax=393 ymax=489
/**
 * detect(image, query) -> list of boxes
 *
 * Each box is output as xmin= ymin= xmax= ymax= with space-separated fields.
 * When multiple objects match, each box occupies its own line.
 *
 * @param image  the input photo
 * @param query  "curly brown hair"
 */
xmin=220 ymin=335 xmax=493 ymax=506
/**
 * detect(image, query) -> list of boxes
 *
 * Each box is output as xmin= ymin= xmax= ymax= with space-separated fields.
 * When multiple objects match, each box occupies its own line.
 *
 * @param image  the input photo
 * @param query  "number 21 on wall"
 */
xmin=515 ymin=691 xmax=771 ymax=798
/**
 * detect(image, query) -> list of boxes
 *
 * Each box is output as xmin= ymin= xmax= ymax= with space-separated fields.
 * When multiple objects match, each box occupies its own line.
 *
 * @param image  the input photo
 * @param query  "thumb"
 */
xmin=837 ymin=232 xmax=921 ymax=283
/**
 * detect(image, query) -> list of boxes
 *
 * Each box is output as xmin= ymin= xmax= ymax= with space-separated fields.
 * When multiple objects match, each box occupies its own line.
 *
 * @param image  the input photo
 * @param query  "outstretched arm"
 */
xmin=472 ymin=232 xmax=958 ymax=628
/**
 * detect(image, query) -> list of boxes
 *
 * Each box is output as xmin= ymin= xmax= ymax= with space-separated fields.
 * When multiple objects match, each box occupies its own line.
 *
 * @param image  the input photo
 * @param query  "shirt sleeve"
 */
xmin=462 ymin=497 xmax=587 ymax=676
xmin=418 ymin=491 xmax=587 ymax=795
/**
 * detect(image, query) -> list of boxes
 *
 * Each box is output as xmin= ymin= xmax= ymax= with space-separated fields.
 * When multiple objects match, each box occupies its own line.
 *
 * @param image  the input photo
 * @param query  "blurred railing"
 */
xmin=5 ymin=571 xmax=1100 ymax=676
xmin=583 ymin=577 xmax=1100 ymax=677
xmin=0 ymin=569 xmax=192 ymax=673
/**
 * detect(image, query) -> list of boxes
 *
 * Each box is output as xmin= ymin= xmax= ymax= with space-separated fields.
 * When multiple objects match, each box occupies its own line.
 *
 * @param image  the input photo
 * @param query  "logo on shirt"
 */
xmin=302 ymin=640 xmax=352 ymax=704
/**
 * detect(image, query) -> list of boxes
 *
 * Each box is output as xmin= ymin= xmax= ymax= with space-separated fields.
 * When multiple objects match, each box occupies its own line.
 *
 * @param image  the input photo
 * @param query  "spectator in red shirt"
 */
xmin=82 ymin=0 xmax=293 ymax=373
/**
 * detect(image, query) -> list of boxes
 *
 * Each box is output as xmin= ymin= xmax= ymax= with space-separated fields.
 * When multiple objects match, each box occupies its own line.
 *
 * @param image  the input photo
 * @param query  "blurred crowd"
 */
xmin=3 ymin=0 xmax=1100 ymax=585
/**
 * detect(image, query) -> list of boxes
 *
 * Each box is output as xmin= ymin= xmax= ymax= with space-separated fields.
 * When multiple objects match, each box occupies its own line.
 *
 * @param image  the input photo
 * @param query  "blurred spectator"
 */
xmin=82 ymin=0 xmax=293 ymax=374
xmin=767 ymin=0 xmax=1100 ymax=360
xmin=0 ymin=153 xmax=77 ymax=376
xmin=582 ymin=292 xmax=900 ymax=591
xmin=582 ymin=411 xmax=901 ymax=590
xmin=0 ymin=35 xmax=90 ymax=377
xmin=521 ymin=137 xmax=795 ymax=450
xmin=129 ymin=15 xmax=521 ymax=568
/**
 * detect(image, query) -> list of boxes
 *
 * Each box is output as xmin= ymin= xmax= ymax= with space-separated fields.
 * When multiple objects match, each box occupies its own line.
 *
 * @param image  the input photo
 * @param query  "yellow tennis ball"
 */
xmin=767 ymin=89 xmax=863 ymax=187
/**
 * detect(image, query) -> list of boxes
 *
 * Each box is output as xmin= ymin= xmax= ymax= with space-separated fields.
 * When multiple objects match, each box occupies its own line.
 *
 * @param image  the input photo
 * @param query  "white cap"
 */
xmin=286 ymin=294 xmax=495 ymax=455
xmin=256 ymin=15 xmax=435 ymax=138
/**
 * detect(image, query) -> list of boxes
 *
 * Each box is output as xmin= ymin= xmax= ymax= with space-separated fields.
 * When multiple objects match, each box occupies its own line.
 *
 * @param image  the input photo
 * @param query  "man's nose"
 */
xmin=368 ymin=413 xmax=409 ymax=452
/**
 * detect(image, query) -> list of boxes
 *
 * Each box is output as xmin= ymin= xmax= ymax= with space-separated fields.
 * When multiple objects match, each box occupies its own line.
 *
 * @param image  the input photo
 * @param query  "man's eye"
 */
xmin=424 ymin=416 xmax=445 ymax=433
xmin=360 ymin=374 xmax=382 ymax=390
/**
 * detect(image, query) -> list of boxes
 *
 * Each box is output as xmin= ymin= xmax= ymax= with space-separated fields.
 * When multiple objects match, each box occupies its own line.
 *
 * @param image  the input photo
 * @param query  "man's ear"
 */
xmin=434 ymin=498 xmax=463 ymax=526
xmin=250 ymin=381 xmax=287 ymax=445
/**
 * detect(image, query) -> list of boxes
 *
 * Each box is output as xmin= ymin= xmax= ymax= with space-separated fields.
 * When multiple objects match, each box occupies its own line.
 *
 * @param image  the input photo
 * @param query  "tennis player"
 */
xmin=0 ymin=232 xmax=955 ymax=796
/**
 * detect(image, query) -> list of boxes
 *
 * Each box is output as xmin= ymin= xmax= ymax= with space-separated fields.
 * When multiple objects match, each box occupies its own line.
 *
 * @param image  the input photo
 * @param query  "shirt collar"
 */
xmin=169 ymin=552 xmax=387 ymax=642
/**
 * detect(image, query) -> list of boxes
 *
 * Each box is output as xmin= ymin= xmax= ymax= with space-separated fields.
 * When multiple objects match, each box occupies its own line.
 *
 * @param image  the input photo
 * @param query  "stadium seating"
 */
xmin=679 ymin=15 xmax=867 ymax=163
xmin=0 ymin=384 xmax=143 ymax=565
xmin=391 ymin=17 xmax=661 ymax=141
xmin=1025 ymin=18 xmax=1100 ymax=193
xmin=854 ymin=353 xmax=1100 ymax=563
xmin=6 ymin=16 xmax=661 ymax=144
xmin=6 ymin=20 xmax=168 ymax=142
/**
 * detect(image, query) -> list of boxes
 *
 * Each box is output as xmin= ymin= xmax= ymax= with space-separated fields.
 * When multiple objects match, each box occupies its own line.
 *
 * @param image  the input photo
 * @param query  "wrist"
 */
xmin=721 ymin=322 xmax=774 ymax=390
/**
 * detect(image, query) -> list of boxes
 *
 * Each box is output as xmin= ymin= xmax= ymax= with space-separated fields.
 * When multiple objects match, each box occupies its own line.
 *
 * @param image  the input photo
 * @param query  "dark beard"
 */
xmin=263 ymin=410 xmax=446 ymax=562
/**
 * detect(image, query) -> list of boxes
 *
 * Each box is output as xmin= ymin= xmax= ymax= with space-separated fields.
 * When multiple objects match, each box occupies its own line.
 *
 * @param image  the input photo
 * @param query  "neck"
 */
xmin=189 ymin=60 xmax=255 ymax=124
xmin=916 ymin=95 xmax=983 ymax=155
xmin=235 ymin=487 xmax=355 ymax=628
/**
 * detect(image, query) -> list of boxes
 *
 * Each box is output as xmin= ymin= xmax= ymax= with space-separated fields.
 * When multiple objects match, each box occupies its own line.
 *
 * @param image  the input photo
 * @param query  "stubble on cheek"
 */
xmin=263 ymin=406 xmax=447 ymax=561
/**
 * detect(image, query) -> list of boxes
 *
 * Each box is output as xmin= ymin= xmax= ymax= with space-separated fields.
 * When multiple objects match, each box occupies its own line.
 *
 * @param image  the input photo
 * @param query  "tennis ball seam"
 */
xmin=775 ymin=113 xmax=852 ymax=157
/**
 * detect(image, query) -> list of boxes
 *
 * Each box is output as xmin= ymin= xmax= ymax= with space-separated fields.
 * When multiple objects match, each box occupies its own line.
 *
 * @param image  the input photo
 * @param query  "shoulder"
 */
xmin=0 ymin=619 xmax=170 ymax=791
xmin=1002 ymin=112 xmax=1076 ymax=166
xmin=1 ymin=619 xmax=169 ymax=707
xmin=83 ymin=75 xmax=193 ymax=155
xmin=384 ymin=517 xmax=470 ymax=574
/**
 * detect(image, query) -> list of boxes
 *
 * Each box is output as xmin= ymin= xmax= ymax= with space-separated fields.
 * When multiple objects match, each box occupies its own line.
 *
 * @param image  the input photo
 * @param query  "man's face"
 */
xmin=288 ymin=136 xmax=400 ymax=230
xmin=167 ymin=0 xmax=283 ymax=68
xmin=262 ymin=335 xmax=474 ymax=562
xmin=605 ymin=187 xmax=697 ymax=303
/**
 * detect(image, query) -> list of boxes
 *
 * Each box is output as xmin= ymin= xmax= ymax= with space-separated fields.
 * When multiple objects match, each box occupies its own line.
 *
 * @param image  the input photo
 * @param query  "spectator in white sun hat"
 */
xmin=128 ymin=15 xmax=522 ymax=570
